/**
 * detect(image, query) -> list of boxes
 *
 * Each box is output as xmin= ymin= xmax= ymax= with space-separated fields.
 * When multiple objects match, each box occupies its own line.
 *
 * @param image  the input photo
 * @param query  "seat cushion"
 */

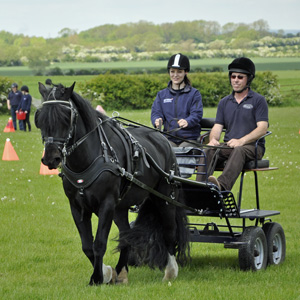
xmin=217 ymin=159 xmax=269 ymax=170
xmin=243 ymin=159 xmax=269 ymax=169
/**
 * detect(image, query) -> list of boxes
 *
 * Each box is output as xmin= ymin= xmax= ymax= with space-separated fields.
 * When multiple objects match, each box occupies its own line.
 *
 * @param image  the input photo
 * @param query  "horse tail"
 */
xmin=118 ymin=191 xmax=190 ymax=270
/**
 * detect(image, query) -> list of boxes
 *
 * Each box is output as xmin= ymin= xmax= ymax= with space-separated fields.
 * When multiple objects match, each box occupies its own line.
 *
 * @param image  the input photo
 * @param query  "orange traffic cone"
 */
xmin=2 ymin=138 xmax=19 ymax=161
xmin=3 ymin=117 xmax=15 ymax=132
xmin=39 ymin=150 xmax=59 ymax=175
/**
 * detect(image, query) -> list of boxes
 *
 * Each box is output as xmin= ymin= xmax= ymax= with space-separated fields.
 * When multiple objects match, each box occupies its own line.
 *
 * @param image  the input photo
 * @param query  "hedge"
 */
xmin=0 ymin=72 xmax=282 ymax=114
xmin=0 ymin=77 xmax=14 ymax=114
xmin=78 ymin=71 xmax=282 ymax=110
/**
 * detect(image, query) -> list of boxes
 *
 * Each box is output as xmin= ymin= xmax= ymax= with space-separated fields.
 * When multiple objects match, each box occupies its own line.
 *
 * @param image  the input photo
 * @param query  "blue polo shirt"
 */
xmin=8 ymin=90 xmax=22 ymax=106
xmin=215 ymin=89 xmax=268 ymax=150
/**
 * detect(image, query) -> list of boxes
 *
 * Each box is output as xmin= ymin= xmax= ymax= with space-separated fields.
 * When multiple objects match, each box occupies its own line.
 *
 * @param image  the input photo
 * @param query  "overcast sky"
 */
xmin=1 ymin=0 xmax=299 ymax=38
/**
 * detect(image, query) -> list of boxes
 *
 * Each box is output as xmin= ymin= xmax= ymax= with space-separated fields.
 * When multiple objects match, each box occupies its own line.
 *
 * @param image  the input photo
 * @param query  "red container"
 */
xmin=17 ymin=110 xmax=26 ymax=120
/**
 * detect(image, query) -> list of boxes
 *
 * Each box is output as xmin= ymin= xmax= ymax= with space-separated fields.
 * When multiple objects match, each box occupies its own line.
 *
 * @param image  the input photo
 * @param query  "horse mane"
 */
xmin=70 ymin=91 xmax=107 ymax=132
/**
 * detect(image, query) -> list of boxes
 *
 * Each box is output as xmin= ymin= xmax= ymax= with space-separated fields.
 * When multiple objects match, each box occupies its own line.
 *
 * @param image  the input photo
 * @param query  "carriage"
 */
xmin=35 ymin=82 xmax=285 ymax=285
xmin=173 ymin=118 xmax=285 ymax=271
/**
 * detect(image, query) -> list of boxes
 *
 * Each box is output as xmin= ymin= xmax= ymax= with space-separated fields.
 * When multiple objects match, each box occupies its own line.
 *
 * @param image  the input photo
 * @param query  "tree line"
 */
xmin=0 ymin=19 xmax=299 ymax=74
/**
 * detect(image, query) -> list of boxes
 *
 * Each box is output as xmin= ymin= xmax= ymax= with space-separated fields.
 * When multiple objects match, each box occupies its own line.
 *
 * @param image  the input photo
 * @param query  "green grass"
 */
xmin=0 ymin=107 xmax=300 ymax=299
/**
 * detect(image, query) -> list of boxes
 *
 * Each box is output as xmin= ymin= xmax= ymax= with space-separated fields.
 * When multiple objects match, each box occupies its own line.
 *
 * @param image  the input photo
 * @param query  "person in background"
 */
xmin=7 ymin=83 xmax=23 ymax=130
xmin=151 ymin=53 xmax=203 ymax=147
xmin=16 ymin=85 xmax=32 ymax=132
xmin=197 ymin=57 xmax=268 ymax=191
xmin=45 ymin=78 xmax=52 ymax=89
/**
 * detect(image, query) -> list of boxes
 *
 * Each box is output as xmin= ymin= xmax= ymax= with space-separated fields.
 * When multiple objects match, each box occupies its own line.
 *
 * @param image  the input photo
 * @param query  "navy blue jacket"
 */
xmin=17 ymin=94 xmax=32 ymax=112
xmin=151 ymin=81 xmax=203 ymax=144
xmin=8 ymin=90 xmax=22 ymax=106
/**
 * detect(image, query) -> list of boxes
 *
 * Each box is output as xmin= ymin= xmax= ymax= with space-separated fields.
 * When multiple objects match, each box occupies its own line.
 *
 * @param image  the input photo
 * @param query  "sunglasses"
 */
xmin=231 ymin=74 xmax=247 ymax=80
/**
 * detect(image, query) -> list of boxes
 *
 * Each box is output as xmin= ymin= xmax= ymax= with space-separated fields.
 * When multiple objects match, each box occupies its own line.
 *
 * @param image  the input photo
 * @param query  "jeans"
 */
xmin=11 ymin=105 xmax=24 ymax=130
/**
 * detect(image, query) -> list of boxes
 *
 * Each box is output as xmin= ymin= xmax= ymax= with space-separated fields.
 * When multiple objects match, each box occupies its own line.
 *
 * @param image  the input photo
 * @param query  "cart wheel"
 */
xmin=238 ymin=226 xmax=268 ymax=271
xmin=263 ymin=222 xmax=286 ymax=265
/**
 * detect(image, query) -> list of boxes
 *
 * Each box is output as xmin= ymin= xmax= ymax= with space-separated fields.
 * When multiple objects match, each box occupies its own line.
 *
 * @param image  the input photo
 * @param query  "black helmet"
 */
xmin=228 ymin=57 xmax=255 ymax=78
xmin=21 ymin=85 xmax=29 ymax=92
xmin=45 ymin=78 xmax=52 ymax=85
xmin=11 ymin=83 xmax=18 ymax=88
xmin=167 ymin=53 xmax=190 ymax=72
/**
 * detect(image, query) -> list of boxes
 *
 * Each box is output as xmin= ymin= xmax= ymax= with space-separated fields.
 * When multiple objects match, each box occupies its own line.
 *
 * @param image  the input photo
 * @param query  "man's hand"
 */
xmin=208 ymin=138 xmax=220 ymax=146
xmin=227 ymin=138 xmax=246 ymax=148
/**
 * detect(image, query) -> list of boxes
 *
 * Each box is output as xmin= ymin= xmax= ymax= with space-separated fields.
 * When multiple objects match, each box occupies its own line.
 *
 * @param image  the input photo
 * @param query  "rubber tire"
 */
xmin=238 ymin=226 xmax=268 ymax=271
xmin=263 ymin=222 xmax=286 ymax=265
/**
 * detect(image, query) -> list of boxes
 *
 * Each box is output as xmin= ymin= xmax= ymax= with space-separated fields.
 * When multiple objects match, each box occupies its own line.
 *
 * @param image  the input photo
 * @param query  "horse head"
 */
xmin=35 ymin=82 xmax=77 ymax=169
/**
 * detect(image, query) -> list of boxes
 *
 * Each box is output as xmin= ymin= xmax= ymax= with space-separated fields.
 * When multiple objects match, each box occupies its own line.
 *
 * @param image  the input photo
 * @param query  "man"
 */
xmin=197 ymin=57 xmax=268 ymax=191
xmin=7 ymin=83 xmax=23 ymax=130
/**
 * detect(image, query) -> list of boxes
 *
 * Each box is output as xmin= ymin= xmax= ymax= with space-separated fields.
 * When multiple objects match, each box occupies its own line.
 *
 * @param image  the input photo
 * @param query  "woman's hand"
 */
xmin=155 ymin=118 xmax=163 ymax=128
xmin=178 ymin=119 xmax=188 ymax=128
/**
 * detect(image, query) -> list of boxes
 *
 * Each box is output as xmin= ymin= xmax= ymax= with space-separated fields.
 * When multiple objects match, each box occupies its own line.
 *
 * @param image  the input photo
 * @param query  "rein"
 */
xmin=113 ymin=115 xmax=231 ymax=150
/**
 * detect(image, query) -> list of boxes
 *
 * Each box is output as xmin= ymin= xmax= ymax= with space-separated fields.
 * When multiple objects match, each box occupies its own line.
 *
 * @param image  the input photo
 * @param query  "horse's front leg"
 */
xmin=89 ymin=199 xmax=115 ymax=285
xmin=70 ymin=205 xmax=95 ymax=266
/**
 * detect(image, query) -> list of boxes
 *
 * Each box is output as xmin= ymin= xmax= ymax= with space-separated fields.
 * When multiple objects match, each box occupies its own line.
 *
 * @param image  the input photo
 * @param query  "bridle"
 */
xmin=41 ymin=99 xmax=78 ymax=159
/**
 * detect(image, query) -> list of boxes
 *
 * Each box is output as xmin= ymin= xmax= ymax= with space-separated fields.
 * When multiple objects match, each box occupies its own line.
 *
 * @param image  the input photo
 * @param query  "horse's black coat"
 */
xmin=35 ymin=82 xmax=189 ymax=285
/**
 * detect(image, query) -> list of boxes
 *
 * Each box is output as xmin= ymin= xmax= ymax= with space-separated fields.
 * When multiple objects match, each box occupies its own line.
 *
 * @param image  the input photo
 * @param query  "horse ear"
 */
xmin=39 ymin=82 xmax=47 ymax=100
xmin=65 ymin=82 xmax=76 ymax=99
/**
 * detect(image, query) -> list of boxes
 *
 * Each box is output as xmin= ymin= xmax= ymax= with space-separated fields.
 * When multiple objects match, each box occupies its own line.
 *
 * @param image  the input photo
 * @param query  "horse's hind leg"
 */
xmin=155 ymin=191 xmax=179 ymax=281
xmin=163 ymin=254 xmax=178 ymax=281
xmin=114 ymin=208 xmax=130 ymax=284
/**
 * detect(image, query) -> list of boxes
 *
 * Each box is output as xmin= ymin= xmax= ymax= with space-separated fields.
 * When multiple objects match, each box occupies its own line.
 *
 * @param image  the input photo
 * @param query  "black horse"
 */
xmin=35 ymin=82 xmax=189 ymax=285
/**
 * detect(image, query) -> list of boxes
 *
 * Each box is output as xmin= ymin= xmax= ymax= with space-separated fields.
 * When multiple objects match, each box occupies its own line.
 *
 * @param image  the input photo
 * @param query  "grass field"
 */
xmin=0 ymin=107 xmax=300 ymax=300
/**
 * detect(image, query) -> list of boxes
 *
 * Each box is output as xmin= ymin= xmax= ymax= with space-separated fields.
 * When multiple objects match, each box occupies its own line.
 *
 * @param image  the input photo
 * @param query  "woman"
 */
xmin=16 ymin=85 xmax=32 ymax=132
xmin=151 ymin=53 xmax=203 ymax=146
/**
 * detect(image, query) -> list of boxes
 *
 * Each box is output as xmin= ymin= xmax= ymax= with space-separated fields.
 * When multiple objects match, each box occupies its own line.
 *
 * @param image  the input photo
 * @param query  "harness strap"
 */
xmin=119 ymin=167 xmax=203 ymax=215
xmin=61 ymin=156 xmax=120 ymax=189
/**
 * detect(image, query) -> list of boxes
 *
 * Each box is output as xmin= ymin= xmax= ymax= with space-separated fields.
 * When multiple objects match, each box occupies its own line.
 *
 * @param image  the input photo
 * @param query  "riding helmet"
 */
xmin=228 ymin=57 xmax=255 ymax=78
xmin=45 ymin=78 xmax=52 ymax=85
xmin=21 ymin=85 xmax=29 ymax=92
xmin=167 ymin=53 xmax=190 ymax=72
xmin=11 ymin=83 xmax=18 ymax=88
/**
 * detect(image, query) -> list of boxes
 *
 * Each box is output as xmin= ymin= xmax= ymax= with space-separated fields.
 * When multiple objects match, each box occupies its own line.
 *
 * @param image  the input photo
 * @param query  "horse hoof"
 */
xmin=116 ymin=267 xmax=129 ymax=284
